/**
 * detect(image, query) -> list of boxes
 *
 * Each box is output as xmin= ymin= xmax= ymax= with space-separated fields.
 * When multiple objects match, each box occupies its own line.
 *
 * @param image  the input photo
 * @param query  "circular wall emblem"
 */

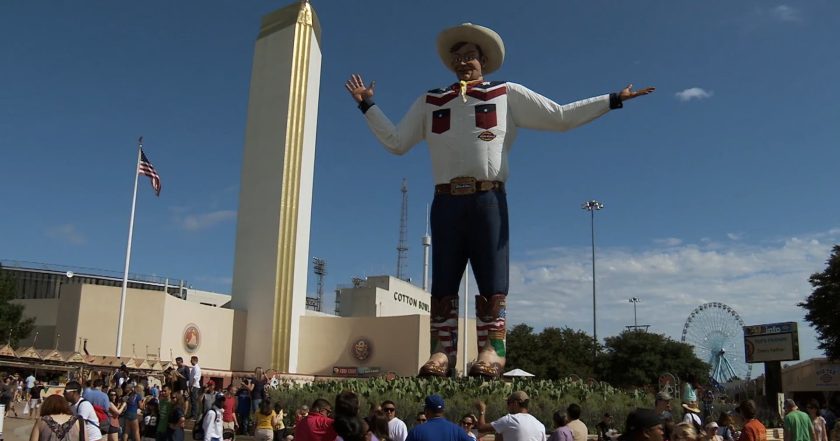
xmin=183 ymin=323 xmax=201 ymax=353
xmin=351 ymin=338 xmax=371 ymax=361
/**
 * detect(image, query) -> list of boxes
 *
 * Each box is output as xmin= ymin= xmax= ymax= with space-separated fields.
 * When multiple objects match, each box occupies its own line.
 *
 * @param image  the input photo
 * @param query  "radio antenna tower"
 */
xmin=396 ymin=178 xmax=409 ymax=280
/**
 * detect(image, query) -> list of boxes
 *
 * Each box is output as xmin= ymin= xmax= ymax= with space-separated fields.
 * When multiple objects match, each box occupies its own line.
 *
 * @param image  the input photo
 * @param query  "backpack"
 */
xmin=79 ymin=399 xmax=109 ymax=434
xmin=193 ymin=409 xmax=217 ymax=440
xmin=687 ymin=413 xmax=702 ymax=433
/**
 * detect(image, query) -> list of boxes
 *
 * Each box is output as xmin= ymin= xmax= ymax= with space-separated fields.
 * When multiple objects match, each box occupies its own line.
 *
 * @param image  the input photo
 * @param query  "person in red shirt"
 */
xmin=736 ymin=400 xmax=767 ymax=441
xmin=222 ymin=385 xmax=239 ymax=434
xmin=294 ymin=398 xmax=336 ymax=441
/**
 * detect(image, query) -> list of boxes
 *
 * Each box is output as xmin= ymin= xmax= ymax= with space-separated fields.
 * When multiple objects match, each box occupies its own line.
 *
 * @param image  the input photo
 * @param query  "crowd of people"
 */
xmin=9 ymin=360 xmax=840 ymax=441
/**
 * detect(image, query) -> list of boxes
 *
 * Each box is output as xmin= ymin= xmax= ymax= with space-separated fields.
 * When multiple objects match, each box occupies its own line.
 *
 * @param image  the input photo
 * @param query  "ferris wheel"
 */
xmin=681 ymin=302 xmax=752 ymax=384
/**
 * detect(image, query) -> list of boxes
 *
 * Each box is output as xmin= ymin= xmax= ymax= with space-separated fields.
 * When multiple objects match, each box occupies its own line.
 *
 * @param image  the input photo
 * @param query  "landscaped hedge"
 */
xmin=268 ymin=377 xmax=651 ymax=431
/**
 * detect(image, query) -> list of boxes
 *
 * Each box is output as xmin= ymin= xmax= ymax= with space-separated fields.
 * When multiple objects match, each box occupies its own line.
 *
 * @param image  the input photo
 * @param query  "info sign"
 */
xmin=743 ymin=322 xmax=800 ymax=363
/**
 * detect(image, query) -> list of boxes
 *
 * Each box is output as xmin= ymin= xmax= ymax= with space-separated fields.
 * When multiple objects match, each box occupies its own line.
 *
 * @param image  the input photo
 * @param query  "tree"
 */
xmin=0 ymin=270 xmax=35 ymax=347
xmin=506 ymin=324 xmax=600 ymax=379
xmin=599 ymin=330 xmax=709 ymax=388
xmin=799 ymin=244 xmax=840 ymax=359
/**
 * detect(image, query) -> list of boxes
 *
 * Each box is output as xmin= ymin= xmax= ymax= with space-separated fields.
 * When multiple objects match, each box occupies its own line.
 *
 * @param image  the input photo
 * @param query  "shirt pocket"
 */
xmin=474 ymin=104 xmax=497 ymax=129
xmin=431 ymin=109 xmax=451 ymax=134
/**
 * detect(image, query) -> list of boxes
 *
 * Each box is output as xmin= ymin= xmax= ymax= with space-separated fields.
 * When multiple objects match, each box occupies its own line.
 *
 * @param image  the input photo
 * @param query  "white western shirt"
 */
xmin=363 ymin=81 xmax=614 ymax=184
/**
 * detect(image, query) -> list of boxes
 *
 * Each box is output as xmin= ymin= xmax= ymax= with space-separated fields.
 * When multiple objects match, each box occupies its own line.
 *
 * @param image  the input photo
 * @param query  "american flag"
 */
xmin=139 ymin=149 xmax=161 ymax=196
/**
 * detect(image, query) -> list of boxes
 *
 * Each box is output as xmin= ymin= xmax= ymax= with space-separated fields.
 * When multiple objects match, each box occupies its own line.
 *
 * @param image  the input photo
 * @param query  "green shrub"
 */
xmin=267 ymin=377 xmax=651 ymax=431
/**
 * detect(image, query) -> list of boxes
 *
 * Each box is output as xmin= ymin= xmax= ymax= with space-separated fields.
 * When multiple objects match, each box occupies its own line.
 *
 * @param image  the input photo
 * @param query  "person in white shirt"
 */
xmin=382 ymin=400 xmax=408 ymax=441
xmin=203 ymin=395 xmax=225 ymax=441
xmin=63 ymin=380 xmax=103 ymax=441
xmin=24 ymin=374 xmax=36 ymax=399
xmin=189 ymin=355 xmax=202 ymax=419
xmin=475 ymin=391 xmax=547 ymax=441
xmin=346 ymin=23 xmax=653 ymax=379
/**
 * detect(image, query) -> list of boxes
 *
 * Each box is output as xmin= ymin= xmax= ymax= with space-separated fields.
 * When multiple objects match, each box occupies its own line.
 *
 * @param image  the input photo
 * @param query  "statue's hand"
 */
xmin=619 ymin=83 xmax=655 ymax=101
xmin=345 ymin=74 xmax=375 ymax=104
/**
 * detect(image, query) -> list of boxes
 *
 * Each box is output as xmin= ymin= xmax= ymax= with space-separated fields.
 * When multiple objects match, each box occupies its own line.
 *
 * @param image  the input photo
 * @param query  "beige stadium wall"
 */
xmin=70 ymin=284 xmax=167 ymax=357
xmin=33 ymin=284 xmax=234 ymax=368
xmin=13 ymin=297 xmax=60 ymax=349
xmin=297 ymin=315 xmax=480 ymax=377
xmin=297 ymin=315 xmax=428 ymax=377
xmin=159 ymin=294 xmax=234 ymax=370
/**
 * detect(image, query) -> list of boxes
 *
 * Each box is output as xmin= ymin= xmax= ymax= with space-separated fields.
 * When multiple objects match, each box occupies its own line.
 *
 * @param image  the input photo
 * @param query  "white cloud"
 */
xmin=178 ymin=210 xmax=236 ymax=231
xmin=675 ymin=87 xmax=713 ymax=102
xmin=727 ymin=233 xmax=743 ymax=241
xmin=45 ymin=224 xmax=86 ymax=245
xmin=770 ymin=5 xmax=801 ymax=22
xmin=498 ymin=229 xmax=838 ymax=371
xmin=654 ymin=237 xmax=683 ymax=247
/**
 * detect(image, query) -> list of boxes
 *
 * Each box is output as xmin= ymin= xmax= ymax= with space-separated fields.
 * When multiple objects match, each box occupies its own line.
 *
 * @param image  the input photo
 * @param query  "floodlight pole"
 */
xmin=629 ymin=297 xmax=640 ymax=329
xmin=582 ymin=200 xmax=604 ymax=368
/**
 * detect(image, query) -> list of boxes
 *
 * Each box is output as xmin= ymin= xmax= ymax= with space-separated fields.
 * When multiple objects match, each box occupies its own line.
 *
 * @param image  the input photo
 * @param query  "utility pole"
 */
xmin=396 ymin=178 xmax=409 ymax=280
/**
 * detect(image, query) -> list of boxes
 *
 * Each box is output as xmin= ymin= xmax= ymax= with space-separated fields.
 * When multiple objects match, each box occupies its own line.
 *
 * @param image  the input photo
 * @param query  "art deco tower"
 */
xmin=231 ymin=1 xmax=321 ymax=372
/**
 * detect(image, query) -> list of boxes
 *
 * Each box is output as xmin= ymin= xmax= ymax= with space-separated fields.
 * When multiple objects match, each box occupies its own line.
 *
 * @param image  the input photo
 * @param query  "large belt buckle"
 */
xmin=450 ymin=177 xmax=476 ymax=196
xmin=478 ymin=181 xmax=496 ymax=192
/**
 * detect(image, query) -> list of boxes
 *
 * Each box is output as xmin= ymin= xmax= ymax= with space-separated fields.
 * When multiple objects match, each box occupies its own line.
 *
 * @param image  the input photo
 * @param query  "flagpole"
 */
xmin=116 ymin=137 xmax=143 ymax=357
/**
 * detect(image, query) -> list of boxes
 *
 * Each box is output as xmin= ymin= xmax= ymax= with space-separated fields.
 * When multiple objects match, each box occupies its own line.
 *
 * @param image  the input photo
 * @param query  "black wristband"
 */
xmin=358 ymin=98 xmax=375 ymax=114
xmin=609 ymin=92 xmax=623 ymax=109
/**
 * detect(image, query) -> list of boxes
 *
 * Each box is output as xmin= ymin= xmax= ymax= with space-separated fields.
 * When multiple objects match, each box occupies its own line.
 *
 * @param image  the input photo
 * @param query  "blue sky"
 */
xmin=2 ymin=1 xmax=838 ymax=372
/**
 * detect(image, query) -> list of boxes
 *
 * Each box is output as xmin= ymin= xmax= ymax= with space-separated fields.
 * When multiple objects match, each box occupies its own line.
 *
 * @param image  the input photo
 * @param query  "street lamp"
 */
xmin=581 ymin=199 xmax=604 ymax=365
xmin=629 ymin=297 xmax=640 ymax=329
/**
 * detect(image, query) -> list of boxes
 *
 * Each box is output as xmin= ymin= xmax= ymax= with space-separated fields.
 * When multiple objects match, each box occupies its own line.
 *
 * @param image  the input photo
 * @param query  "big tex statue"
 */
xmin=346 ymin=23 xmax=654 ymax=378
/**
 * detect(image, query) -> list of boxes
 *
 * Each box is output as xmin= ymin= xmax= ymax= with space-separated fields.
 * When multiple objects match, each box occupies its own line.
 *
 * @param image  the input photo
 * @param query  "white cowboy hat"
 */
xmin=437 ymin=23 xmax=505 ymax=74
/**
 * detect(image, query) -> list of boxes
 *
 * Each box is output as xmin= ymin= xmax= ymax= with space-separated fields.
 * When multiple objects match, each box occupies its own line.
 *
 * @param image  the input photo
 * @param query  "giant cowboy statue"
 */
xmin=345 ymin=23 xmax=654 ymax=378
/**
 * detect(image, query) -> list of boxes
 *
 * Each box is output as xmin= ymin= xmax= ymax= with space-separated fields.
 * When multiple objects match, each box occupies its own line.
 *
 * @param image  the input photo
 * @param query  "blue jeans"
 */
xmin=431 ymin=189 xmax=509 ymax=297
xmin=189 ymin=387 xmax=202 ymax=418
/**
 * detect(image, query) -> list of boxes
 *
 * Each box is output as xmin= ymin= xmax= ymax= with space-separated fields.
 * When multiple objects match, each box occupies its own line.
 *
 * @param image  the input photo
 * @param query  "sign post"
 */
xmin=743 ymin=321 xmax=800 ymax=407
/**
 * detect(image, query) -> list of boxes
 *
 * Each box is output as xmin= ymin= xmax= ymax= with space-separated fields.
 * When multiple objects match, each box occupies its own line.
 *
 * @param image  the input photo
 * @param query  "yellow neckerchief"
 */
xmin=457 ymin=79 xmax=484 ymax=102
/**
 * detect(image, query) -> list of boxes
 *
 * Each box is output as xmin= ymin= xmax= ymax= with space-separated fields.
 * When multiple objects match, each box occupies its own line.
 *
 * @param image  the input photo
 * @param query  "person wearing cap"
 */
xmin=702 ymin=422 xmax=722 ymax=441
xmin=346 ymin=23 xmax=654 ymax=379
xmin=655 ymin=392 xmax=674 ymax=422
xmin=202 ymin=380 xmax=218 ymax=420
xmin=406 ymin=395 xmax=472 ymax=441
xmin=619 ymin=409 xmax=665 ymax=441
xmin=784 ymin=399 xmax=816 ymax=441
xmin=475 ymin=391 xmax=547 ymax=441
xmin=63 ymin=380 xmax=104 ymax=441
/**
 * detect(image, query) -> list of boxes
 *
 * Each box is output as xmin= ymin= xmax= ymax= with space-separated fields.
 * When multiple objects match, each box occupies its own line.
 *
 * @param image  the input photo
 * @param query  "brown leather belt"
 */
xmin=435 ymin=177 xmax=505 ymax=196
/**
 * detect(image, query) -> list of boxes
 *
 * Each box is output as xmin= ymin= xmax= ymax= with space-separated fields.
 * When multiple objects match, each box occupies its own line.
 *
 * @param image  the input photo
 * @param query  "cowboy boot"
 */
xmin=418 ymin=295 xmax=459 ymax=377
xmin=469 ymin=294 xmax=506 ymax=379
